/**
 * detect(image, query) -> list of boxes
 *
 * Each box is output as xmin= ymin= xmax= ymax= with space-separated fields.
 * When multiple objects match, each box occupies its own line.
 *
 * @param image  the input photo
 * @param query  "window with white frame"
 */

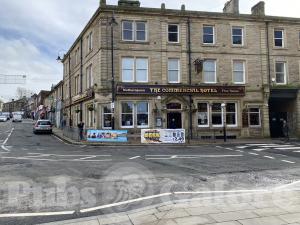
xmin=203 ymin=25 xmax=214 ymax=44
xmin=136 ymin=102 xmax=149 ymax=128
xmin=197 ymin=103 xmax=209 ymax=127
xmin=168 ymin=58 xmax=180 ymax=83
xmin=121 ymin=57 xmax=148 ymax=82
xmin=121 ymin=102 xmax=149 ymax=128
xmin=203 ymin=60 xmax=216 ymax=83
xmin=248 ymin=108 xmax=261 ymax=127
xmin=168 ymin=24 xmax=179 ymax=43
xmin=87 ymin=32 xmax=93 ymax=53
xmin=121 ymin=102 xmax=134 ymax=128
xmin=86 ymin=64 xmax=93 ymax=89
xmin=75 ymin=75 xmax=80 ymax=95
xmin=87 ymin=108 xmax=93 ymax=127
xmin=226 ymin=103 xmax=237 ymax=126
xmin=274 ymin=29 xmax=284 ymax=47
xmin=211 ymin=103 xmax=222 ymax=126
xmin=275 ymin=61 xmax=286 ymax=84
xmin=232 ymin=27 xmax=243 ymax=45
xmin=298 ymin=32 xmax=300 ymax=47
xmin=233 ymin=60 xmax=245 ymax=84
xmin=102 ymin=104 xmax=112 ymax=129
xmin=122 ymin=21 xmax=147 ymax=41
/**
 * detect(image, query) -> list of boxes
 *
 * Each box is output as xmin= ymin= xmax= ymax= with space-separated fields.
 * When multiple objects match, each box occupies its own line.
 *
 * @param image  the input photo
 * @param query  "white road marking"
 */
xmin=0 ymin=211 xmax=75 ymax=218
xmin=246 ymin=144 xmax=279 ymax=146
xmin=237 ymin=146 xmax=248 ymax=149
xmin=80 ymin=193 xmax=172 ymax=213
xmin=264 ymin=156 xmax=275 ymax=159
xmin=1 ymin=128 xmax=14 ymax=152
xmin=281 ymin=160 xmax=296 ymax=164
xmin=225 ymin=148 xmax=234 ymax=150
xmin=235 ymin=150 xmax=244 ymax=153
xmin=77 ymin=156 xmax=97 ymax=160
xmin=1 ymin=156 xmax=112 ymax=162
xmin=216 ymin=146 xmax=223 ymax=148
xmin=146 ymin=155 xmax=243 ymax=160
xmin=171 ymin=155 xmax=177 ymax=158
xmin=249 ymin=152 xmax=259 ymax=156
xmin=129 ymin=156 xmax=141 ymax=160
xmin=254 ymin=148 xmax=270 ymax=152
xmin=275 ymin=180 xmax=300 ymax=190
xmin=261 ymin=145 xmax=294 ymax=148
xmin=276 ymin=147 xmax=300 ymax=150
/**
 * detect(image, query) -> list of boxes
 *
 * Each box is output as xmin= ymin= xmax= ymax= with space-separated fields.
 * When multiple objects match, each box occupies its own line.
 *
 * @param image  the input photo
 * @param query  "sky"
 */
xmin=0 ymin=0 xmax=299 ymax=102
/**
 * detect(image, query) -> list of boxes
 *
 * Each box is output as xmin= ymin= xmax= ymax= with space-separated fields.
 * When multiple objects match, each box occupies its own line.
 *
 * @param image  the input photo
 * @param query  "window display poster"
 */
xmin=87 ymin=130 xmax=128 ymax=142
xmin=141 ymin=129 xmax=185 ymax=144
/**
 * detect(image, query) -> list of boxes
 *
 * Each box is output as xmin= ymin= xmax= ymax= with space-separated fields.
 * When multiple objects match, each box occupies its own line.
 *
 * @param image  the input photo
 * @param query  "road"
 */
xmin=0 ymin=120 xmax=299 ymax=224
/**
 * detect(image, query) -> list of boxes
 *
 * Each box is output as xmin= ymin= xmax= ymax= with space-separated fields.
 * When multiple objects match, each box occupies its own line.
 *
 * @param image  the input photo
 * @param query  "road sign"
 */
xmin=0 ymin=74 xmax=26 ymax=84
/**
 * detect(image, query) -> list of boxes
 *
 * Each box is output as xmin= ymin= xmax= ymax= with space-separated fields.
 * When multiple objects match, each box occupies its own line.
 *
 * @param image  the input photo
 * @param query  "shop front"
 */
xmin=112 ymin=84 xmax=256 ymax=139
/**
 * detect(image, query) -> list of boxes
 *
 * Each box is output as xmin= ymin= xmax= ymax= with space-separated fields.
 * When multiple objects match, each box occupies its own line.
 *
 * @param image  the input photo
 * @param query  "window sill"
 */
xmin=167 ymin=42 xmax=181 ymax=46
xmin=202 ymin=44 xmax=218 ymax=47
xmin=231 ymin=45 xmax=246 ymax=48
xmin=85 ymin=50 xmax=93 ymax=58
xmin=120 ymin=40 xmax=149 ymax=45
xmin=249 ymin=125 xmax=261 ymax=128
xmin=273 ymin=47 xmax=288 ymax=50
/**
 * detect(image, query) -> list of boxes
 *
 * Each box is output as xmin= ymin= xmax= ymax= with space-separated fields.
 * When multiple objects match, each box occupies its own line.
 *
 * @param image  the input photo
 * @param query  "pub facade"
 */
xmin=61 ymin=0 xmax=300 ymax=139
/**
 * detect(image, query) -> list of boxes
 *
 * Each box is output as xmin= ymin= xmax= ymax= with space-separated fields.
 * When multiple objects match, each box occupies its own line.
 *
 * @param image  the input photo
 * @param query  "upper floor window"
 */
xmin=168 ymin=58 xmax=180 ymax=83
xmin=203 ymin=60 xmax=216 ymax=83
xmin=122 ymin=21 xmax=147 ymax=41
xmin=274 ymin=29 xmax=284 ymax=47
xmin=298 ymin=32 xmax=300 ymax=47
xmin=121 ymin=57 xmax=148 ymax=82
xmin=75 ymin=75 xmax=80 ymax=94
xmin=275 ymin=61 xmax=286 ymax=84
xmin=168 ymin=24 xmax=179 ymax=43
xmin=87 ymin=32 xmax=93 ymax=53
xmin=86 ymin=64 xmax=93 ymax=89
xmin=203 ymin=25 xmax=214 ymax=44
xmin=233 ymin=60 xmax=245 ymax=84
xmin=232 ymin=27 xmax=243 ymax=46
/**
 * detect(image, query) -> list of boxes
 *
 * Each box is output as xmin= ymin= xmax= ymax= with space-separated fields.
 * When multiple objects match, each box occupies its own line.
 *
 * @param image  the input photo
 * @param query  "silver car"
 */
xmin=0 ymin=116 xmax=7 ymax=122
xmin=33 ymin=120 xmax=53 ymax=134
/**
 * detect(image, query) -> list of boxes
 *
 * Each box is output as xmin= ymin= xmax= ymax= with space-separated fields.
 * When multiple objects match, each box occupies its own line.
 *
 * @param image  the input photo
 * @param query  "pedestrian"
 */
xmin=282 ymin=120 xmax=289 ymax=142
xmin=77 ymin=121 xmax=85 ymax=141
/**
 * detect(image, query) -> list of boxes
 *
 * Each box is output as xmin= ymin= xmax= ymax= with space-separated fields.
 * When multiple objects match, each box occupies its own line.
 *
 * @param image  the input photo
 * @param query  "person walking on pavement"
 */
xmin=77 ymin=121 xmax=85 ymax=141
xmin=282 ymin=120 xmax=289 ymax=142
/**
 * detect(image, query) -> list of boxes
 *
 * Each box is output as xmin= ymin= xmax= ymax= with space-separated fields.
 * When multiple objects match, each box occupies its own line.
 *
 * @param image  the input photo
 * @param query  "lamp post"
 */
xmin=110 ymin=13 xmax=118 ymax=130
xmin=221 ymin=103 xmax=227 ymax=142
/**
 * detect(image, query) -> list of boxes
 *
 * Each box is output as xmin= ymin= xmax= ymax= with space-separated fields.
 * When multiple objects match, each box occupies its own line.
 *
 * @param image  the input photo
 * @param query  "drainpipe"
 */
xmin=68 ymin=55 xmax=72 ymax=127
xmin=187 ymin=17 xmax=193 ymax=141
xmin=266 ymin=21 xmax=271 ymax=87
xmin=80 ymin=38 xmax=83 ymax=122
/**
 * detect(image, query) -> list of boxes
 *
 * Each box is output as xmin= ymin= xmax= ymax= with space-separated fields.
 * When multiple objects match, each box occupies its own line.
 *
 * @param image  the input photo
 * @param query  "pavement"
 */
xmin=41 ymin=188 xmax=300 ymax=225
xmin=0 ymin=119 xmax=300 ymax=224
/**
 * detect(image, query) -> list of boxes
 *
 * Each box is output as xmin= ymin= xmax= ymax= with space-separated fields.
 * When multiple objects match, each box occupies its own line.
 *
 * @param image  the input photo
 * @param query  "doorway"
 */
xmin=269 ymin=112 xmax=287 ymax=138
xmin=167 ymin=112 xmax=182 ymax=129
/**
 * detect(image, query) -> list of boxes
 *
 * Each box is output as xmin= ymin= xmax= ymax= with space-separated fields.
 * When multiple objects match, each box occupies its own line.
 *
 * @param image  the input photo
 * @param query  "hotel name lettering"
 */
xmin=117 ymin=85 xmax=245 ymax=96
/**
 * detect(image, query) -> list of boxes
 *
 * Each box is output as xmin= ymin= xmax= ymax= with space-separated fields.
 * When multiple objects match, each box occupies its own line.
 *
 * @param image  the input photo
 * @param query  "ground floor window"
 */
xmin=121 ymin=101 xmax=149 ymax=128
xmin=87 ymin=108 xmax=94 ymax=128
xmin=197 ymin=103 xmax=209 ymax=127
xmin=198 ymin=102 xmax=237 ymax=127
xmin=102 ymin=104 xmax=112 ymax=129
xmin=248 ymin=108 xmax=261 ymax=127
xmin=226 ymin=103 xmax=237 ymax=126
xmin=211 ymin=103 xmax=223 ymax=127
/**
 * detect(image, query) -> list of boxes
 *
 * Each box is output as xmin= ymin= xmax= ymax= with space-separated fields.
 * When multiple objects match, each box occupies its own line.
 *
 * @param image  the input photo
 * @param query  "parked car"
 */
xmin=0 ymin=116 xmax=7 ymax=122
xmin=33 ymin=120 xmax=53 ymax=134
xmin=12 ymin=114 xmax=22 ymax=122
xmin=1 ymin=112 xmax=10 ymax=120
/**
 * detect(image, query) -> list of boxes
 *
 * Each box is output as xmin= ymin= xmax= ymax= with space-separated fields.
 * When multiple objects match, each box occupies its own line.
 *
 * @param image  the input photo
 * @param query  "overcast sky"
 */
xmin=0 ymin=0 xmax=299 ymax=102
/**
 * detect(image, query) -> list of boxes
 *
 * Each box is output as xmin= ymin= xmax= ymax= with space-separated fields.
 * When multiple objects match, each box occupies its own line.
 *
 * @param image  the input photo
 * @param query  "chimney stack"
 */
xmin=118 ymin=0 xmax=140 ymax=7
xmin=251 ymin=1 xmax=265 ymax=16
xmin=223 ymin=0 xmax=239 ymax=14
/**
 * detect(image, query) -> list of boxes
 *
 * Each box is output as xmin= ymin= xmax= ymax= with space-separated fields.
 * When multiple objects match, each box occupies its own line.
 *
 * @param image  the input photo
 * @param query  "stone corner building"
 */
xmin=61 ymin=0 xmax=300 ymax=139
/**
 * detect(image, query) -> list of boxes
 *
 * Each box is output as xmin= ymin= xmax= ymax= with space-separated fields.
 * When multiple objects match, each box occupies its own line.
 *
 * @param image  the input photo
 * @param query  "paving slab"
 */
xmin=279 ymin=213 xmax=300 ymax=223
xmin=238 ymin=216 xmax=286 ymax=225
xmin=209 ymin=210 xmax=258 ymax=222
xmin=174 ymin=215 xmax=216 ymax=225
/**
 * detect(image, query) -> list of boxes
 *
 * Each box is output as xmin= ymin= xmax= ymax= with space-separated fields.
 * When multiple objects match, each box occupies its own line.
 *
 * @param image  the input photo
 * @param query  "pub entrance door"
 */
xmin=167 ymin=112 xmax=182 ymax=129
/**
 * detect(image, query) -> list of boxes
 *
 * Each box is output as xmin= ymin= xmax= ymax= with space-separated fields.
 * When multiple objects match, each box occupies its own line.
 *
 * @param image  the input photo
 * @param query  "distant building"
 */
xmin=35 ymin=90 xmax=51 ymax=119
xmin=2 ymin=97 xmax=28 ymax=113
xmin=60 ymin=0 xmax=300 ymax=139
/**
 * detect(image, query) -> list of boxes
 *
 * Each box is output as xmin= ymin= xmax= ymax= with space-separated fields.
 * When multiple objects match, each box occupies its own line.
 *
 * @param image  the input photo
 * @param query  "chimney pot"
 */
xmin=251 ymin=1 xmax=265 ymax=16
xmin=223 ymin=0 xmax=239 ymax=14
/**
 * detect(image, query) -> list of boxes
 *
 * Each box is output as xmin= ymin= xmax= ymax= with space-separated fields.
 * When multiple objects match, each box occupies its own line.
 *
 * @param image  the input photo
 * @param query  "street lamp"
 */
xmin=56 ymin=49 xmax=66 ymax=62
xmin=221 ymin=103 xmax=227 ymax=142
xmin=110 ymin=13 xmax=118 ymax=130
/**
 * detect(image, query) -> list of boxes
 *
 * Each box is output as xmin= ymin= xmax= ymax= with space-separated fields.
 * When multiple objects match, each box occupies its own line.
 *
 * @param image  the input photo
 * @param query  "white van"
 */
xmin=12 ymin=114 xmax=22 ymax=122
